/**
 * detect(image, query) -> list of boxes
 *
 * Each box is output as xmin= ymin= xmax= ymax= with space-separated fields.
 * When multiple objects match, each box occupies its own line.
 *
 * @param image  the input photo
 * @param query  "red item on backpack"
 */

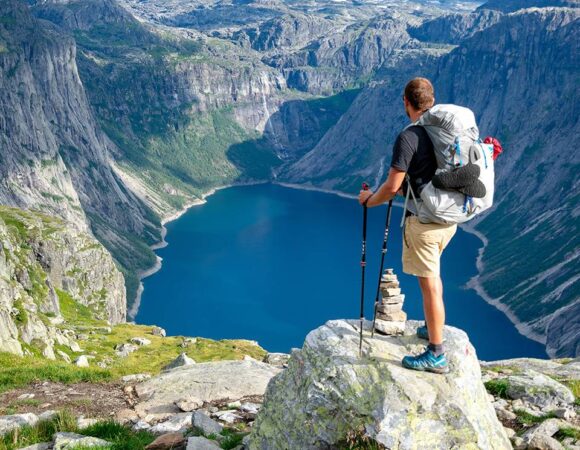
xmin=484 ymin=136 xmax=503 ymax=160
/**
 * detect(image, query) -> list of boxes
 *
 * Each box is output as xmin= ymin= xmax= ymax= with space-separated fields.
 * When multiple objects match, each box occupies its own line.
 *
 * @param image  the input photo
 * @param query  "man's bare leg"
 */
xmin=418 ymin=276 xmax=445 ymax=346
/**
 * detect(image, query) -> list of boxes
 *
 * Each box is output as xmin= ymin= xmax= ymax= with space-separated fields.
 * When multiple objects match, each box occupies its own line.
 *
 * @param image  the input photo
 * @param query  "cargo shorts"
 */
xmin=402 ymin=216 xmax=457 ymax=278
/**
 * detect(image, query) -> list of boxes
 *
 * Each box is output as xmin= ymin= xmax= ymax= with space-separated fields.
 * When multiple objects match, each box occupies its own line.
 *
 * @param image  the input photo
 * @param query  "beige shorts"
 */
xmin=402 ymin=216 xmax=457 ymax=278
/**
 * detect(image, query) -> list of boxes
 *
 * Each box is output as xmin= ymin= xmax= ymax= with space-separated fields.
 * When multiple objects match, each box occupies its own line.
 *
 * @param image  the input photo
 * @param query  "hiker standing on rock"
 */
xmin=358 ymin=78 xmax=456 ymax=374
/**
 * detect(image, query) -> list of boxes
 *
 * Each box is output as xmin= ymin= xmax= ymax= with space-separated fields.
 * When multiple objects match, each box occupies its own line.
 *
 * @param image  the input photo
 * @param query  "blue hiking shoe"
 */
xmin=416 ymin=324 xmax=429 ymax=340
xmin=402 ymin=348 xmax=450 ymax=374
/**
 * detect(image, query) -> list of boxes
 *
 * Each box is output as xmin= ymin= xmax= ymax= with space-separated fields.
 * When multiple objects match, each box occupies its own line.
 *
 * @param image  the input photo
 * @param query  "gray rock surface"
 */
xmin=505 ymin=370 xmax=575 ymax=408
xmin=0 ymin=413 xmax=38 ymax=436
xmin=53 ymin=432 xmax=111 ymax=449
xmin=192 ymin=411 xmax=223 ymax=435
xmin=135 ymin=359 xmax=281 ymax=417
xmin=248 ymin=319 xmax=511 ymax=449
xmin=186 ymin=436 xmax=221 ymax=450
xmin=163 ymin=353 xmax=196 ymax=371
xmin=149 ymin=413 xmax=192 ymax=434
xmin=0 ymin=207 xmax=126 ymax=357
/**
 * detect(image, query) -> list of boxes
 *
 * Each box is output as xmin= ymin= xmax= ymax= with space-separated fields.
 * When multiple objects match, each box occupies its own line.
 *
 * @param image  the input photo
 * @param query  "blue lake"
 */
xmin=136 ymin=183 xmax=547 ymax=361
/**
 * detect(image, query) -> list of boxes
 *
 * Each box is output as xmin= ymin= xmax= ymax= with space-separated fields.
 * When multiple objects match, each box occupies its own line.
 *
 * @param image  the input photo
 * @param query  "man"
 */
xmin=358 ymin=77 xmax=457 ymax=374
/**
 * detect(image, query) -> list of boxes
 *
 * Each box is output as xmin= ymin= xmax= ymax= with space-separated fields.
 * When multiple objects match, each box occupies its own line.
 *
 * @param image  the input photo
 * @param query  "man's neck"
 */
xmin=409 ymin=110 xmax=423 ymax=123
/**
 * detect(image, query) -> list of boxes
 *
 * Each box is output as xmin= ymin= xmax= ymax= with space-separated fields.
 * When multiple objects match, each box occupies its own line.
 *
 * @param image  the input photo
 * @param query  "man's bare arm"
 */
xmin=358 ymin=168 xmax=406 ymax=206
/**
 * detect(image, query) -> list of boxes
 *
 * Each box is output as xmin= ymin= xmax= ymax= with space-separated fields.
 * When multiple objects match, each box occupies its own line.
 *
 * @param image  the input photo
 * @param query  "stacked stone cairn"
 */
xmin=374 ymin=268 xmax=406 ymax=335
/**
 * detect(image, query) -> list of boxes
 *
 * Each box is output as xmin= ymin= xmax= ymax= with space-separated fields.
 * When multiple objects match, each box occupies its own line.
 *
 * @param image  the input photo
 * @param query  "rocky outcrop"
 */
xmin=409 ymin=9 xmax=503 ymax=44
xmin=0 ymin=0 xmax=160 ymax=303
xmin=248 ymin=319 xmax=511 ymax=449
xmin=134 ymin=359 xmax=282 ymax=419
xmin=0 ymin=206 xmax=125 ymax=357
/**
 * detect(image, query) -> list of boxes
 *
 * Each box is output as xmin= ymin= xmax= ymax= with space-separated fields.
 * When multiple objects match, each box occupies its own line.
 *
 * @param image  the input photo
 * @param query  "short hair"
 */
xmin=404 ymin=78 xmax=435 ymax=111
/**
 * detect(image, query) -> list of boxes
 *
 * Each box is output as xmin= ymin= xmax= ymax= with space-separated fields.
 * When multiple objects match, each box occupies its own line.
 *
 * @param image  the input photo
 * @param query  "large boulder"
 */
xmin=135 ymin=359 xmax=282 ymax=417
xmin=248 ymin=319 xmax=511 ymax=449
xmin=504 ymin=370 xmax=575 ymax=409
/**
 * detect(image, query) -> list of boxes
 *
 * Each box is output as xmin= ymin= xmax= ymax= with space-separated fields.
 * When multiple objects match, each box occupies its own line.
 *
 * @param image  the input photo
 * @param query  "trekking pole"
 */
xmin=358 ymin=182 xmax=369 ymax=357
xmin=371 ymin=200 xmax=393 ymax=338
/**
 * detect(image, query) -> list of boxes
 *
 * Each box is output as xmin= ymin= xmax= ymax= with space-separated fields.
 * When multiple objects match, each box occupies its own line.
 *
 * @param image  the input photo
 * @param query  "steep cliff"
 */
xmin=282 ymin=7 xmax=580 ymax=357
xmin=0 ymin=206 xmax=125 ymax=359
xmin=0 ymin=0 xmax=161 ymax=302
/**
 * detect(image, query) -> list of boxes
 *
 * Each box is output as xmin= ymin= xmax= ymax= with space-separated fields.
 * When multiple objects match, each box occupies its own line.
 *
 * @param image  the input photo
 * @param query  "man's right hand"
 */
xmin=358 ymin=189 xmax=373 ymax=206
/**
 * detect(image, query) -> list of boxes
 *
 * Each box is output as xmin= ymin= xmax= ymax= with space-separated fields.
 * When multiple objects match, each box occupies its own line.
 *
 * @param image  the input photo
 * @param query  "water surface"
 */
xmin=137 ymin=184 xmax=547 ymax=360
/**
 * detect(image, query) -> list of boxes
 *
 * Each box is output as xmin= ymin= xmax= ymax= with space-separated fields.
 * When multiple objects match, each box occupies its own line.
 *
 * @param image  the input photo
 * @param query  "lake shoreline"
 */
xmin=132 ymin=182 xmax=544 ymax=352
xmin=129 ymin=180 xmax=268 ymax=319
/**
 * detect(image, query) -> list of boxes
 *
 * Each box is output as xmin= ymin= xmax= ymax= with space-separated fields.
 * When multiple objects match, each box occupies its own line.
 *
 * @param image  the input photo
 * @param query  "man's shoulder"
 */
xmin=399 ymin=125 xmax=427 ymax=139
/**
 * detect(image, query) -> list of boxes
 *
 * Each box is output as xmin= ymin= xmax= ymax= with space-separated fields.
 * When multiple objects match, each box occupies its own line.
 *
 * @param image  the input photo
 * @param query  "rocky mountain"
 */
xmin=0 ymin=0 xmax=577 ymax=359
xmin=282 ymin=6 xmax=580 ymax=358
xmin=0 ymin=206 xmax=125 ymax=360
xmin=0 ymin=0 xmax=161 ymax=302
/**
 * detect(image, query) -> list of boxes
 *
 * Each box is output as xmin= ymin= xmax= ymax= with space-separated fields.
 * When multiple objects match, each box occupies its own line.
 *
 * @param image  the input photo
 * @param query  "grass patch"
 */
xmin=0 ymin=410 xmax=77 ymax=450
xmin=57 ymin=289 xmax=104 ymax=326
xmin=79 ymin=421 xmax=155 ymax=450
xmin=513 ymin=409 xmax=558 ymax=426
xmin=484 ymin=379 xmax=510 ymax=399
xmin=220 ymin=428 xmax=246 ymax=450
xmin=0 ymin=322 xmax=266 ymax=393
xmin=554 ymin=426 xmax=580 ymax=441
xmin=0 ymin=412 xmax=155 ymax=450
xmin=0 ymin=352 xmax=112 ymax=394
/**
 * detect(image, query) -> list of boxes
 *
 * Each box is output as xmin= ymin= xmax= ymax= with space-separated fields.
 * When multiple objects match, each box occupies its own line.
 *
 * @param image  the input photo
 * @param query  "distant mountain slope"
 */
xmin=0 ymin=0 xmax=160 ymax=300
xmin=282 ymin=7 xmax=580 ymax=357
xmin=478 ymin=0 xmax=578 ymax=12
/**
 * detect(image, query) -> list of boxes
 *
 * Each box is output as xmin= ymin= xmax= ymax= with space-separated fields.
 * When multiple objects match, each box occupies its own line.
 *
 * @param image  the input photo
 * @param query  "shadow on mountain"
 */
xmin=226 ymin=88 xmax=362 ymax=182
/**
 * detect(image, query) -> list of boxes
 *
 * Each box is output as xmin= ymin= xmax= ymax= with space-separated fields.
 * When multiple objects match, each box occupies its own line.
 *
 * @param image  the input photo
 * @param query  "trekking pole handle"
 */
xmin=362 ymin=182 xmax=369 ymax=191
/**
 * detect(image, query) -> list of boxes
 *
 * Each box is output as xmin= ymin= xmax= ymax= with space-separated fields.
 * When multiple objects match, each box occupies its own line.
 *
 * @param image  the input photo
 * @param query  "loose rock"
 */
xmin=506 ymin=370 xmax=575 ymax=408
xmin=150 ymin=413 xmax=192 ymax=434
xmin=53 ymin=432 xmax=110 ymax=449
xmin=74 ymin=355 xmax=89 ymax=367
xmin=0 ymin=413 xmax=38 ymax=435
xmin=262 ymin=352 xmax=290 ymax=367
xmin=175 ymin=396 xmax=204 ymax=412
xmin=145 ymin=432 xmax=186 ymax=450
xmin=192 ymin=411 xmax=223 ymax=435
xmin=131 ymin=337 xmax=152 ymax=346
xmin=186 ymin=436 xmax=221 ymax=450
xmin=151 ymin=326 xmax=166 ymax=337
xmin=163 ymin=353 xmax=195 ymax=371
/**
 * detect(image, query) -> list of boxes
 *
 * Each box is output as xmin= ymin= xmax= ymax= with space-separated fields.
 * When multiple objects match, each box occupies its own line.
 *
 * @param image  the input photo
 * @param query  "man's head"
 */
xmin=403 ymin=77 xmax=435 ymax=121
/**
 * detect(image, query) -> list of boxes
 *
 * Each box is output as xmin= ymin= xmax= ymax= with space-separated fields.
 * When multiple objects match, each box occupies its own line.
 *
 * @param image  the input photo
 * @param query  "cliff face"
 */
xmin=0 ymin=0 xmax=161 ymax=302
xmin=282 ymin=7 xmax=580 ymax=357
xmin=0 ymin=206 xmax=125 ymax=359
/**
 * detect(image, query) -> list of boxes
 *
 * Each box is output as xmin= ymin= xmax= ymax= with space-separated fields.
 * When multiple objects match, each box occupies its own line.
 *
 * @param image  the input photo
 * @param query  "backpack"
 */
xmin=402 ymin=104 xmax=495 ymax=225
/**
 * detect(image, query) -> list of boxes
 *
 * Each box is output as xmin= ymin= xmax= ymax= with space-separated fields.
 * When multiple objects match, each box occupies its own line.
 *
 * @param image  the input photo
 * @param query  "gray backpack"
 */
xmin=402 ymin=104 xmax=495 ymax=225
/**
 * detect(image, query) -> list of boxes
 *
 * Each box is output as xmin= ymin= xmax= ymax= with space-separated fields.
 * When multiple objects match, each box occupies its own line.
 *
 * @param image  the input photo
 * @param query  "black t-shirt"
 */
xmin=390 ymin=125 xmax=437 ymax=196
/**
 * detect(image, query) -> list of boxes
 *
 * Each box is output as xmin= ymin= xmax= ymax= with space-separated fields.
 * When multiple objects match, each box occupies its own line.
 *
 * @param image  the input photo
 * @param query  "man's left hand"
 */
xmin=358 ymin=189 xmax=374 ymax=206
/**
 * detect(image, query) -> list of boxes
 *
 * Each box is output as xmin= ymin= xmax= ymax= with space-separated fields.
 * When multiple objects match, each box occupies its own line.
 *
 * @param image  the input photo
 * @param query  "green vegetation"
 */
xmin=0 ymin=320 xmax=265 ymax=394
xmin=0 ymin=411 xmax=156 ymax=450
xmin=484 ymin=379 xmax=510 ymax=399
xmin=77 ymin=421 xmax=156 ymax=450
xmin=513 ymin=409 xmax=557 ymax=426
xmin=337 ymin=426 xmax=385 ymax=449
xmin=12 ymin=299 xmax=28 ymax=326
xmin=57 ymin=289 xmax=104 ymax=326
xmin=554 ymin=426 xmax=580 ymax=442
xmin=77 ymin=323 xmax=266 ymax=378
xmin=0 ymin=352 xmax=112 ymax=395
